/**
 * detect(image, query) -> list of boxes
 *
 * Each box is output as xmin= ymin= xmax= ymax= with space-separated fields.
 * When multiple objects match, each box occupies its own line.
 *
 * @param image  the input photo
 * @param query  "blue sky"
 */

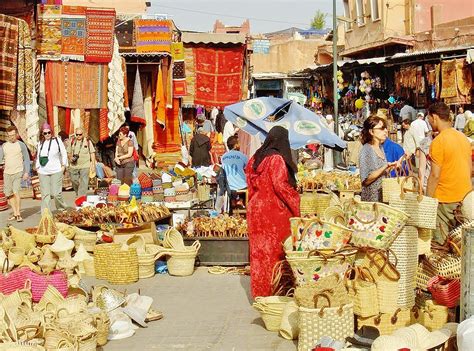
xmin=150 ymin=0 xmax=343 ymax=34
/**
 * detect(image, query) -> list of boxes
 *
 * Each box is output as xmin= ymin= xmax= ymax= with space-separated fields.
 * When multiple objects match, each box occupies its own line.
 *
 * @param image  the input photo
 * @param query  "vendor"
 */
xmin=359 ymin=116 xmax=397 ymax=202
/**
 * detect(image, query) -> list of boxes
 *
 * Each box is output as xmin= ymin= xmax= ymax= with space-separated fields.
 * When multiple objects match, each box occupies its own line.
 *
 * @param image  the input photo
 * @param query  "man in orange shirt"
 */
xmin=427 ymin=102 xmax=472 ymax=243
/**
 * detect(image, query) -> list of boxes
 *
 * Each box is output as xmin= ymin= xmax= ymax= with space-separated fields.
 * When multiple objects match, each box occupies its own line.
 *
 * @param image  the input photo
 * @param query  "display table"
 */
xmin=183 ymin=237 xmax=249 ymax=266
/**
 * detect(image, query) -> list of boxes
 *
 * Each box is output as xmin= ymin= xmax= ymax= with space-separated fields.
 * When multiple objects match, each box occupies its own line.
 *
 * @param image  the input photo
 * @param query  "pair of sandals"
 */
xmin=8 ymin=215 xmax=23 ymax=222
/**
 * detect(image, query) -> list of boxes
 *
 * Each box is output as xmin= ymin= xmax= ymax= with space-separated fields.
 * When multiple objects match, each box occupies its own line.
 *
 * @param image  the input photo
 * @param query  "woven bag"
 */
xmin=94 ymin=244 xmax=139 ymax=284
xmin=448 ymin=220 xmax=474 ymax=251
xmin=345 ymin=266 xmax=379 ymax=317
xmin=291 ymin=217 xmax=352 ymax=252
xmin=360 ymin=248 xmax=401 ymax=282
xmin=300 ymin=192 xmax=318 ymax=216
xmin=0 ymin=265 xmax=30 ymax=295
xmin=287 ymin=248 xmax=357 ymax=287
xmin=427 ymin=276 xmax=460 ymax=308
xmin=388 ymin=176 xmax=438 ymax=229
xmin=27 ymin=270 xmax=68 ymax=302
xmin=381 ymin=157 xmax=414 ymax=203
xmin=294 ymin=273 xmax=350 ymax=308
xmin=411 ymin=300 xmax=448 ymax=331
xmin=356 ymin=308 xmax=410 ymax=335
xmin=423 ymin=251 xmax=461 ymax=279
xmin=298 ymin=294 xmax=354 ymax=351
xmin=416 ymin=261 xmax=433 ymax=291
xmin=346 ymin=200 xmax=409 ymax=249
xmin=418 ymin=228 xmax=432 ymax=256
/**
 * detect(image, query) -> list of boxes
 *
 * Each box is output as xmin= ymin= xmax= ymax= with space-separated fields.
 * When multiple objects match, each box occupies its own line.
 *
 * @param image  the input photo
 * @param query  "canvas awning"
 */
xmin=62 ymin=0 xmax=147 ymax=15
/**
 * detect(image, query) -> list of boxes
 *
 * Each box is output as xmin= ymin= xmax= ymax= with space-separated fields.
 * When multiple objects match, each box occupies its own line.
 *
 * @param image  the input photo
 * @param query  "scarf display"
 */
xmin=37 ymin=4 xmax=62 ymax=60
xmin=60 ymin=5 xmax=86 ymax=61
xmin=85 ymin=7 xmax=116 ymax=63
xmin=134 ymin=19 xmax=172 ymax=53
xmin=17 ymin=18 xmax=34 ymax=109
xmin=130 ymin=67 xmax=145 ymax=125
xmin=106 ymin=37 xmax=126 ymax=136
xmin=0 ymin=14 xmax=19 ymax=110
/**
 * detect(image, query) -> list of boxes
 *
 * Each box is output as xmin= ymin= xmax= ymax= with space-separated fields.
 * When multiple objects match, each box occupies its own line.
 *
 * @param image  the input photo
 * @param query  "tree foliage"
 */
xmin=311 ymin=10 xmax=326 ymax=29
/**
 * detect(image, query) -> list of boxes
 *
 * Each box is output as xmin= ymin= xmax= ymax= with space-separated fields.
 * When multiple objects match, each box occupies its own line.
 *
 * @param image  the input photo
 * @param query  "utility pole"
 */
xmin=332 ymin=0 xmax=338 ymax=135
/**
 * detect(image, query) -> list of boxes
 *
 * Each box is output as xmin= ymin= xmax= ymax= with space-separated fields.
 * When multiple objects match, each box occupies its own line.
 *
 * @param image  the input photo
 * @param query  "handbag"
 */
xmin=388 ymin=176 xmax=439 ymax=229
xmin=411 ymin=300 xmax=448 ymax=331
xmin=345 ymin=266 xmax=379 ymax=317
xmin=382 ymin=156 xmax=414 ymax=203
xmin=356 ymin=308 xmax=410 ymax=335
xmin=295 ymin=273 xmax=350 ymax=308
xmin=27 ymin=269 xmax=68 ymax=302
xmin=346 ymin=199 xmax=409 ymax=249
xmin=427 ymin=276 xmax=460 ymax=308
xmin=298 ymin=294 xmax=354 ymax=351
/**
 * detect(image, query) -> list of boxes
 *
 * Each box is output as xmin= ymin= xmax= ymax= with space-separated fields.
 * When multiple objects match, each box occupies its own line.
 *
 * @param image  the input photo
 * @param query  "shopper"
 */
xmin=67 ymin=127 xmax=96 ymax=197
xmin=114 ymin=126 xmax=135 ymax=186
xmin=189 ymin=127 xmax=211 ymax=167
xmin=411 ymin=112 xmax=430 ymax=144
xmin=0 ymin=126 xmax=30 ymax=222
xmin=463 ymin=110 xmax=474 ymax=138
xmin=359 ymin=116 xmax=397 ymax=202
xmin=455 ymin=106 xmax=466 ymax=131
xmin=246 ymin=126 xmax=300 ymax=298
xmin=221 ymin=136 xmax=248 ymax=191
xmin=215 ymin=110 xmax=227 ymax=134
xmin=223 ymin=120 xmax=238 ymax=151
xmin=197 ymin=114 xmax=214 ymax=134
xmin=426 ymin=102 xmax=472 ymax=243
xmin=36 ymin=123 xmax=68 ymax=213
xmin=400 ymin=99 xmax=417 ymax=122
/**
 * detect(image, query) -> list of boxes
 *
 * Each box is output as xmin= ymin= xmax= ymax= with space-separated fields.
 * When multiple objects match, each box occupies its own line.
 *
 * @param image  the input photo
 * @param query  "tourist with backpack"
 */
xmin=67 ymin=127 xmax=96 ymax=197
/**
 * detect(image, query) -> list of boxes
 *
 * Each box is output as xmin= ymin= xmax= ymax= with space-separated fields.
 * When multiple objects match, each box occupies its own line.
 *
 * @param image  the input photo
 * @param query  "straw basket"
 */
xmin=73 ymin=228 xmax=97 ymax=253
xmin=298 ymin=294 xmax=354 ymax=351
xmin=253 ymin=296 xmax=293 ymax=332
xmin=91 ymin=310 xmax=110 ymax=347
xmin=68 ymin=322 xmax=97 ymax=351
xmin=295 ymin=273 xmax=349 ymax=309
xmin=162 ymin=241 xmax=201 ymax=277
xmin=138 ymin=244 xmax=161 ymax=279
xmin=0 ymin=343 xmax=45 ymax=351
xmin=279 ymin=300 xmax=299 ymax=340
xmin=82 ymin=259 xmax=95 ymax=278
xmin=418 ymin=228 xmax=432 ymax=256
xmin=163 ymin=227 xmax=186 ymax=251
xmin=44 ymin=327 xmax=77 ymax=351
xmin=419 ymin=300 xmax=449 ymax=331
xmin=299 ymin=191 xmax=333 ymax=217
xmin=345 ymin=267 xmax=379 ymax=318
xmin=382 ymin=162 xmax=414 ymax=203
xmin=94 ymin=244 xmax=139 ymax=284
xmin=287 ymin=249 xmax=357 ymax=287
xmin=197 ymin=184 xmax=210 ymax=202
xmin=356 ymin=308 xmax=411 ymax=335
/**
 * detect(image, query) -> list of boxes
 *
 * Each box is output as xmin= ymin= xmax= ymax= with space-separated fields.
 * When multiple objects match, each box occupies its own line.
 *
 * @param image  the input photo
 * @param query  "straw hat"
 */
xmin=72 ymin=244 xmax=92 ymax=263
xmin=108 ymin=311 xmax=136 ymax=340
xmin=96 ymin=289 xmax=126 ymax=312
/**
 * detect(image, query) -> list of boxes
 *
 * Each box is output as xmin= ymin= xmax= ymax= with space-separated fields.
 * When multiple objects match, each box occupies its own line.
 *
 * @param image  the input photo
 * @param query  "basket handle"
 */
xmin=411 ymin=306 xmax=420 ymax=320
xmin=391 ymin=308 xmax=402 ymax=324
xmin=399 ymin=175 xmax=423 ymax=201
xmin=307 ymin=249 xmax=330 ymax=261
xmin=352 ymin=200 xmax=379 ymax=225
xmin=1 ymin=257 xmax=9 ymax=274
xmin=358 ymin=266 xmax=376 ymax=283
xmin=366 ymin=248 xmax=400 ymax=281
xmin=298 ymin=218 xmax=322 ymax=244
xmin=16 ymin=324 xmax=40 ymax=341
xmin=314 ymin=293 xmax=331 ymax=317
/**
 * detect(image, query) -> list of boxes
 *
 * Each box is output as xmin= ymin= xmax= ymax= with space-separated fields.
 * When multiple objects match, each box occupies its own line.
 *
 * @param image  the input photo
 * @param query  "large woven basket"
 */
xmin=158 ymin=241 xmax=201 ymax=277
xmin=287 ymin=249 xmax=357 ymax=286
xmin=382 ymin=173 xmax=414 ymax=203
xmin=138 ymin=244 xmax=161 ymax=279
xmin=94 ymin=244 xmax=139 ymax=284
xmin=345 ymin=267 xmax=379 ymax=318
xmin=388 ymin=176 xmax=438 ymax=229
xmin=298 ymin=296 xmax=354 ymax=351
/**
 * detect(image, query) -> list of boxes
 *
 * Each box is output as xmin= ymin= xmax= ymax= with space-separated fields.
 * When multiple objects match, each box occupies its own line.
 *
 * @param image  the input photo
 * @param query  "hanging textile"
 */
xmin=0 ymin=112 xmax=12 ymax=142
xmin=134 ymin=19 xmax=172 ymax=53
xmin=65 ymin=108 xmax=71 ymax=135
xmin=172 ymin=59 xmax=187 ymax=98
xmin=456 ymin=59 xmax=472 ymax=97
xmin=83 ymin=110 xmax=90 ymax=137
xmin=60 ymin=6 xmax=86 ymax=61
xmin=171 ymin=42 xmax=185 ymax=60
xmin=25 ymin=82 xmax=40 ymax=151
xmin=155 ymin=64 xmax=166 ymax=127
xmin=0 ymin=14 xmax=19 ymax=110
xmin=440 ymin=60 xmax=457 ymax=98
xmin=122 ymin=58 xmax=129 ymax=110
xmin=88 ymin=109 xmax=99 ymax=143
xmin=85 ymin=7 xmax=116 ymax=63
xmin=17 ymin=18 xmax=34 ymax=110
xmin=37 ymin=4 xmax=62 ymax=60
xmin=193 ymin=46 xmax=245 ymax=107
xmin=138 ymin=80 xmax=155 ymax=159
xmin=48 ymin=61 xmax=108 ymax=109
xmin=130 ymin=67 xmax=145 ymax=125
xmin=115 ymin=18 xmax=135 ymax=53
xmin=99 ymin=108 xmax=109 ymax=141
xmin=38 ymin=65 xmax=47 ymax=127
xmin=107 ymin=37 xmax=126 ymax=136
xmin=183 ymin=47 xmax=195 ymax=106
xmin=164 ymin=58 xmax=173 ymax=108
xmin=153 ymin=98 xmax=182 ymax=153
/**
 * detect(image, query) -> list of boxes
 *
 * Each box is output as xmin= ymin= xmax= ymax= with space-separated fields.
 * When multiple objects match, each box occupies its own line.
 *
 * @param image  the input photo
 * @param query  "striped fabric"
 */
xmin=0 ymin=14 xmax=19 ymax=110
xmin=135 ymin=19 xmax=172 ymax=53
xmin=85 ymin=7 xmax=116 ymax=63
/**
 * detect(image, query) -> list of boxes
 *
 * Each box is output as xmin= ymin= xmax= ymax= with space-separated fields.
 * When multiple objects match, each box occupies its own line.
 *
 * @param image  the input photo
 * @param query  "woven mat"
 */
xmin=0 ymin=14 xmax=19 ymax=110
xmin=85 ymin=7 xmax=116 ymax=63
xmin=37 ymin=4 xmax=62 ymax=60
xmin=134 ymin=19 xmax=172 ymax=53
xmin=60 ymin=6 xmax=86 ymax=61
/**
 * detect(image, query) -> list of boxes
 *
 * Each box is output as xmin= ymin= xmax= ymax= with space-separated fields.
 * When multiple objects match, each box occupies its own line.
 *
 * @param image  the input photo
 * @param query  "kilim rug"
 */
xmin=173 ymin=60 xmax=187 ymax=97
xmin=85 ymin=7 xmax=116 ymax=63
xmin=48 ymin=61 xmax=108 ymax=109
xmin=37 ymin=4 xmax=62 ymax=60
xmin=135 ymin=19 xmax=172 ymax=53
xmin=193 ymin=46 xmax=244 ymax=107
xmin=17 ymin=18 xmax=34 ymax=109
xmin=0 ymin=14 xmax=19 ymax=110
xmin=440 ymin=60 xmax=457 ymax=98
xmin=115 ymin=19 xmax=135 ymax=53
xmin=183 ymin=47 xmax=195 ymax=106
xmin=61 ymin=6 xmax=86 ymax=61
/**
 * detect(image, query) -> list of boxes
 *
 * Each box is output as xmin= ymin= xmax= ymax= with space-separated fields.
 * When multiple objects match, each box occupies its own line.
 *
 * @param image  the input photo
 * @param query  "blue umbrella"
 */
xmin=223 ymin=97 xmax=347 ymax=150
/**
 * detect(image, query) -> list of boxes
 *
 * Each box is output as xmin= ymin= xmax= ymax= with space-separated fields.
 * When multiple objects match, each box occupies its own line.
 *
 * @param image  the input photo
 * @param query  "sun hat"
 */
xmin=41 ymin=122 xmax=51 ymax=131
xmin=108 ymin=318 xmax=135 ymax=340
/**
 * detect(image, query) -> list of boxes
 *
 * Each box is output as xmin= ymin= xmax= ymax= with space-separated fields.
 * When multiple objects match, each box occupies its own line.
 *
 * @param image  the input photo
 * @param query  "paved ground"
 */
xmin=0 ymin=192 xmax=296 ymax=351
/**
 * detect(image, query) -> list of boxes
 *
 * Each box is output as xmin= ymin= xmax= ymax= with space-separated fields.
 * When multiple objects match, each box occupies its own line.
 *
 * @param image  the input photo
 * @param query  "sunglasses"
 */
xmin=372 ymin=127 xmax=387 ymax=131
xmin=43 ymin=131 xmax=51 ymax=135
xmin=76 ymin=134 xmax=83 ymax=136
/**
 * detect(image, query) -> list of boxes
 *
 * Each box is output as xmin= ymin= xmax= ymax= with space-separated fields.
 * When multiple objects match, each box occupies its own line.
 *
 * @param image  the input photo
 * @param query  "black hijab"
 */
xmin=215 ymin=111 xmax=227 ymax=134
xmin=253 ymin=126 xmax=298 ymax=188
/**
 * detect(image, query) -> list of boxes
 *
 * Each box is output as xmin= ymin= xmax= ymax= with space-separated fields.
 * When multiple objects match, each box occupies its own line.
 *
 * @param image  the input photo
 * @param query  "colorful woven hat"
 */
xmin=109 ymin=184 xmax=120 ymax=196
xmin=130 ymin=183 xmax=142 ymax=200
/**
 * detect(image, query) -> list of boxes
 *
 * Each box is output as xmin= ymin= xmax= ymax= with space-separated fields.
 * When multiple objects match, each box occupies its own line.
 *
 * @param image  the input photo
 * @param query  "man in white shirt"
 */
xmin=410 ymin=112 xmax=429 ymax=145
xmin=454 ymin=106 xmax=466 ymax=131
xmin=0 ymin=126 xmax=31 ymax=222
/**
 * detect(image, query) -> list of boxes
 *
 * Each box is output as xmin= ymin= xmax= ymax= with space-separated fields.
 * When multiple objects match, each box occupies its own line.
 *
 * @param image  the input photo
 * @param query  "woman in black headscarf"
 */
xmin=245 ymin=126 xmax=300 ymax=298
xmin=215 ymin=110 xmax=227 ymax=134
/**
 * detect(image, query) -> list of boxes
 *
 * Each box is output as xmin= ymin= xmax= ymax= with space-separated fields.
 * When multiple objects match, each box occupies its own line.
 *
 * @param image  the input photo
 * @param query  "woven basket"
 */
xmin=418 ymin=228 xmax=432 ymax=256
xmin=163 ymin=227 xmax=186 ymax=251
xmin=346 ymin=200 xmax=409 ymax=249
xmin=388 ymin=176 xmax=438 ymax=229
xmin=137 ymin=244 xmax=161 ymax=279
xmin=356 ymin=308 xmax=411 ymax=335
xmin=345 ymin=267 xmax=379 ymax=318
xmin=448 ymin=220 xmax=474 ymax=251
xmin=424 ymin=252 xmax=461 ymax=279
xmin=253 ymin=302 xmax=284 ymax=332
xmin=287 ymin=248 xmax=357 ymax=286
xmin=298 ymin=295 xmax=354 ymax=351
xmin=427 ymin=276 xmax=460 ymax=308
xmin=0 ymin=343 xmax=45 ymax=351
xmin=44 ymin=327 xmax=77 ymax=351
xmin=73 ymin=228 xmax=97 ymax=253
xmin=360 ymin=248 xmax=401 ymax=282
xmin=382 ymin=171 xmax=414 ymax=203
xmin=411 ymin=300 xmax=449 ymax=331
xmin=416 ymin=262 xmax=433 ymax=291
xmin=279 ymin=300 xmax=299 ymax=340
xmin=388 ymin=225 xmax=418 ymax=308
xmin=295 ymin=273 xmax=349 ymax=308
xmin=157 ymin=241 xmax=201 ymax=277
xmin=94 ymin=244 xmax=139 ymax=284
xmin=197 ymin=184 xmax=210 ymax=202
xmin=92 ymin=310 xmax=110 ymax=347
xmin=299 ymin=191 xmax=333 ymax=217
xmin=82 ymin=259 xmax=95 ymax=278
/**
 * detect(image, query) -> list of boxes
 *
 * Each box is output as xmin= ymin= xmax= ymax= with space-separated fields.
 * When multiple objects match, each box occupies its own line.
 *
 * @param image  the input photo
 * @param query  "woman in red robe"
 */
xmin=246 ymin=126 xmax=300 ymax=298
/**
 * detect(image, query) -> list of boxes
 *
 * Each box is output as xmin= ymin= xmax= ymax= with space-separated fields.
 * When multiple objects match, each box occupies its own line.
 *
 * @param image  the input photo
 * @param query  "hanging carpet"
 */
xmin=134 ymin=19 xmax=172 ymax=53
xmin=0 ymin=14 xmax=19 ymax=110
xmin=17 ymin=18 xmax=34 ymax=110
xmin=37 ymin=4 xmax=62 ymax=60
xmin=60 ymin=6 xmax=86 ymax=61
xmin=183 ymin=47 xmax=195 ymax=106
xmin=85 ymin=7 xmax=116 ymax=63
xmin=115 ymin=18 xmax=135 ymax=53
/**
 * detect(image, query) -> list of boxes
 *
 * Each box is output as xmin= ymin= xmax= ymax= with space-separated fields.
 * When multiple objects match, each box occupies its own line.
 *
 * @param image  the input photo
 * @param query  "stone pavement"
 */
xmin=0 ymin=192 xmax=296 ymax=351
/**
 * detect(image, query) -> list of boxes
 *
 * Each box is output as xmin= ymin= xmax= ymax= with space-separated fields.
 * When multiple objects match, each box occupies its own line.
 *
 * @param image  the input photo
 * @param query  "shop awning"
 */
xmin=182 ymin=32 xmax=246 ymax=45
xmin=340 ymin=36 xmax=414 ymax=57
xmin=388 ymin=45 xmax=474 ymax=60
xmin=62 ymin=0 xmax=148 ymax=15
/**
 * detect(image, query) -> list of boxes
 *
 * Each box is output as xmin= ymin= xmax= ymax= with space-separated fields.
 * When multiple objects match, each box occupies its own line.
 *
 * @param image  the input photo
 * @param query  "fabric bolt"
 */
xmin=60 ymin=6 xmax=86 ymax=61
xmin=107 ymin=37 xmax=126 ymax=136
xmin=359 ymin=143 xmax=387 ymax=202
xmin=183 ymin=47 xmax=196 ymax=106
xmin=99 ymin=108 xmax=109 ymax=141
xmin=154 ymin=98 xmax=182 ymax=153
xmin=131 ymin=67 xmax=146 ymax=125
xmin=85 ymin=7 xmax=116 ymax=63
xmin=193 ymin=46 xmax=245 ymax=107
xmin=246 ymin=154 xmax=300 ymax=297
xmin=115 ymin=18 xmax=135 ymax=53
xmin=155 ymin=65 xmax=166 ymax=127
xmin=48 ymin=61 xmax=108 ymax=109
xmin=37 ymin=5 xmax=62 ymax=60
xmin=0 ymin=14 xmax=19 ymax=110
xmin=171 ymin=42 xmax=184 ymax=60
xmin=134 ymin=19 xmax=172 ymax=53
xmin=17 ymin=18 xmax=34 ymax=109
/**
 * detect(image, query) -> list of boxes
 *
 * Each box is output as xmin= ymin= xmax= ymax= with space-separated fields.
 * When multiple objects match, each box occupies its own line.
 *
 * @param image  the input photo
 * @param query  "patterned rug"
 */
xmin=115 ymin=19 xmax=135 ymax=53
xmin=0 ymin=14 xmax=19 ymax=110
xmin=85 ymin=7 xmax=116 ymax=63
xmin=16 ymin=19 xmax=34 ymax=109
xmin=48 ymin=61 xmax=108 ymax=109
xmin=173 ymin=60 xmax=187 ymax=98
xmin=61 ymin=5 xmax=86 ymax=61
xmin=135 ymin=19 xmax=172 ymax=53
xmin=183 ymin=47 xmax=195 ymax=106
xmin=37 ymin=4 xmax=62 ymax=60
xmin=193 ymin=46 xmax=244 ymax=107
